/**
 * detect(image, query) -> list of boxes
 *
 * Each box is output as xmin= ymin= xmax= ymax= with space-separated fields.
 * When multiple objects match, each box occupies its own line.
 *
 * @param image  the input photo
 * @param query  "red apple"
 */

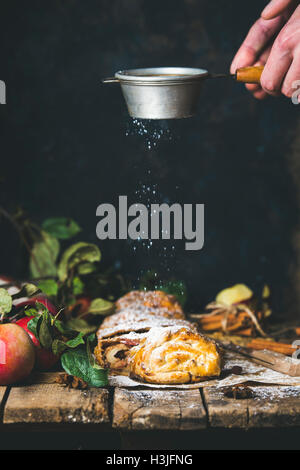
xmin=68 ymin=296 xmax=91 ymax=315
xmin=16 ymin=316 xmax=59 ymax=370
xmin=13 ymin=294 xmax=57 ymax=316
xmin=0 ymin=324 xmax=35 ymax=385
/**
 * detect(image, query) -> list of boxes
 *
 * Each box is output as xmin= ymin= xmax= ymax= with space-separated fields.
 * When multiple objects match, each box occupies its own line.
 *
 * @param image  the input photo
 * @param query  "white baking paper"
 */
xmin=108 ymin=352 xmax=300 ymax=389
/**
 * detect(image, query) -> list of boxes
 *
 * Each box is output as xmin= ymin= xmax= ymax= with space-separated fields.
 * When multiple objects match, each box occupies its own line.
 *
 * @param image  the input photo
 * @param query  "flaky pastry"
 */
xmin=128 ymin=326 xmax=221 ymax=384
xmin=97 ymin=315 xmax=197 ymax=339
xmin=115 ymin=290 xmax=184 ymax=319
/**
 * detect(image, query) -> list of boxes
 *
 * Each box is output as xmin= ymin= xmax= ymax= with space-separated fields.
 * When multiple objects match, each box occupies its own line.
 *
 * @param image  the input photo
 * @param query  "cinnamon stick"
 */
xmin=198 ymin=311 xmax=251 ymax=333
xmin=199 ymin=311 xmax=249 ymax=324
xmin=236 ymin=327 xmax=253 ymax=337
xmin=247 ymin=338 xmax=299 ymax=356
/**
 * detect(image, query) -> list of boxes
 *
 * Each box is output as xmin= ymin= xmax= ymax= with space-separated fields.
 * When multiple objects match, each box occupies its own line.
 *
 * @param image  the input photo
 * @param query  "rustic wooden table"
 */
xmin=1 ymin=372 xmax=300 ymax=449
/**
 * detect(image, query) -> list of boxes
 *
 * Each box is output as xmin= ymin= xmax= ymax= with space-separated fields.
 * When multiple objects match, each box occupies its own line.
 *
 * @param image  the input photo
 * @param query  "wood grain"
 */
xmin=0 ymin=386 xmax=8 ymax=423
xmin=203 ymin=386 xmax=248 ymax=428
xmin=25 ymin=371 xmax=63 ymax=384
xmin=113 ymin=388 xmax=206 ymax=430
xmin=0 ymin=387 xmax=7 ymax=405
xmin=204 ymin=385 xmax=300 ymax=429
xmin=3 ymin=383 xmax=109 ymax=425
xmin=3 ymin=377 xmax=300 ymax=430
xmin=247 ymin=385 xmax=300 ymax=428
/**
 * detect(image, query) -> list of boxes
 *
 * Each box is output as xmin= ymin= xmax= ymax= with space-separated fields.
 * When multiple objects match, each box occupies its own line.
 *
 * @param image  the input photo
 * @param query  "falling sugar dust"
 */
xmin=125 ymin=118 xmax=173 ymax=150
xmin=124 ymin=118 xmax=185 ymax=296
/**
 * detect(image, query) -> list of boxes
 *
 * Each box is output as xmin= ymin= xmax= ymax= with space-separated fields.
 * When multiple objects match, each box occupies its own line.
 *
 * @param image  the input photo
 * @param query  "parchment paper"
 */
xmin=108 ymin=352 xmax=300 ymax=389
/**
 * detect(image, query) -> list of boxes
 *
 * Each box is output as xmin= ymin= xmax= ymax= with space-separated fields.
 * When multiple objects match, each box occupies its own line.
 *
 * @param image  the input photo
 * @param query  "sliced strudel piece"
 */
xmin=128 ymin=326 xmax=222 ymax=384
xmin=95 ymin=313 xmax=197 ymax=375
xmin=94 ymin=331 xmax=147 ymax=374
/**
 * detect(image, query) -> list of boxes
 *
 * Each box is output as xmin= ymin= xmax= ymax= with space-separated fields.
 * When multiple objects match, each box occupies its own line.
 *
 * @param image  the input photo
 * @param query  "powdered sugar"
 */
xmin=144 ymin=326 xmax=188 ymax=346
xmin=98 ymin=316 xmax=196 ymax=339
xmin=251 ymin=386 xmax=300 ymax=400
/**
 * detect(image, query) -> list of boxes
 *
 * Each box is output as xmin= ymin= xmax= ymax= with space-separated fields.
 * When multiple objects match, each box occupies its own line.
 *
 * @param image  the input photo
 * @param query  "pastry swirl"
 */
xmin=94 ymin=332 xmax=147 ymax=374
xmin=128 ymin=326 xmax=221 ymax=384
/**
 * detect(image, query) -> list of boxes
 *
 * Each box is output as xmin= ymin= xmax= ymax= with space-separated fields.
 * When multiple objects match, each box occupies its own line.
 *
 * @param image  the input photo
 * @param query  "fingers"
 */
xmin=258 ymin=44 xmax=273 ymax=64
xmin=246 ymin=83 xmax=261 ymax=92
xmin=260 ymin=6 xmax=300 ymax=95
xmin=230 ymin=15 xmax=285 ymax=73
xmin=245 ymin=46 xmax=272 ymax=99
xmin=253 ymin=89 xmax=269 ymax=99
xmin=245 ymin=82 xmax=268 ymax=99
xmin=261 ymin=0 xmax=297 ymax=20
xmin=260 ymin=51 xmax=292 ymax=95
xmin=245 ymin=83 xmax=268 ymax=99
xmin=281 ymin=48 xmax=300 ymax=97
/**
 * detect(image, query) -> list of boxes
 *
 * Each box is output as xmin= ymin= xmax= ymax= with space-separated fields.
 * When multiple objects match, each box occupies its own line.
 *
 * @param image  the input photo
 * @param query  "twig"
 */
xmin=0 ymin=206 xmax=42 ymax=277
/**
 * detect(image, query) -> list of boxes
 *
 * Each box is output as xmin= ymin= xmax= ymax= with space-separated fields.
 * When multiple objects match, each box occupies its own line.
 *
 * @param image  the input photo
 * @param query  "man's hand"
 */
xmin=231 ymin=0 xmax=300 ymax=100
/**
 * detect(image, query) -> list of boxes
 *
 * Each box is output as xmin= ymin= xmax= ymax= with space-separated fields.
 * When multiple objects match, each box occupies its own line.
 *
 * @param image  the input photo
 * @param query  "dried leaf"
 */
xmin=57 ymin=242 xmax=101 ymax=282
xmin=56 ymin=373 xmax=88 ymax=389
xmin=223 ymin=384 xmax=253 ymax=399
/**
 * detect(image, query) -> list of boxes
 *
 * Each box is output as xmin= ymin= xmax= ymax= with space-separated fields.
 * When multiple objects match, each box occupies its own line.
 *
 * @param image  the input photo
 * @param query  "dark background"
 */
xmin=1 ymin=0 xmax=300 ymax=316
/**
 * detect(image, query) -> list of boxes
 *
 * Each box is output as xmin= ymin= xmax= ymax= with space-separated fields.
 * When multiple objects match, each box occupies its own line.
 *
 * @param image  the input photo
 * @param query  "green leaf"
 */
xmin=86 ymin=334 xmax=100 ymax=369
xmin=38 ymin=310 xmax=53 ymax=349
xmin=24 ymin=306 xmax=39 ymax=317
xmin=23 ymin=283 xmax=40 ymax=297
xmin=52 ymin=339 xmax=68 ymax=356
xmin=35 ymin=302 xmax=48 ymax=314
xmin=29 ymin=231 xmax=60 ymax=278
xmin=37 ymin=279 xmax=59 ymax=297
xmin=88 ymin=298 xmax=114 ymax=316
xmin=54 ymin=319 xmax=76 ymax=337
xmin=0 ymin=288 xmax=12 ymax=316
xmin=87 ymin=333 xmax=96 ymax=343
xmin=72 ymin=276 xmax=84 ymax=296
xmin=57 ymin=242 xmax=101 ymax=282
xmin=61 ymin=349 xmax=108 ymax=387
xmin=28 ymin=315 xmax=42 ymax=337
xmin=42 ymin=217 xmax=81 ymax=240
xmin=11 ymin=283 xmax=40 ymax=301
xmin=65 ymin=332 xmax=85 ymax=348
xmin=66 ymin=318 xmax=97 ymax=335
xmin=52 ymin=332 xmax=85 ymax=356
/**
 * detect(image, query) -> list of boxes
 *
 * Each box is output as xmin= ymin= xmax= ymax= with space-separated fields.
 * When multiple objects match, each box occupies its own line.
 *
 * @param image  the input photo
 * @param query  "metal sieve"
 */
xmin=103 ymin=66 xmax=263 ymax=119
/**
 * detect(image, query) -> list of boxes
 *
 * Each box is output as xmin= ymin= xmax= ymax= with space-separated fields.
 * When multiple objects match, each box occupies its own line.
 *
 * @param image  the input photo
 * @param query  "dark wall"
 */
xmin=1 ymin=0 xmax=299 ymax=314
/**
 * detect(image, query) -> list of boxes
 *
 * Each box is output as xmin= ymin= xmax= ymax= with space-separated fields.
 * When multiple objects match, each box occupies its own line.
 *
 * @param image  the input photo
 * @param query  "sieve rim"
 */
xmin=115 ymin=67 xmax=209 ymax=84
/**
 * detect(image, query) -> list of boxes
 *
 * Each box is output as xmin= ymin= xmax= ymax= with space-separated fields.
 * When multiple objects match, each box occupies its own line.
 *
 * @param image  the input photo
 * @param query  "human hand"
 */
xmin=231 ymin=0 xmax=300 ymax=100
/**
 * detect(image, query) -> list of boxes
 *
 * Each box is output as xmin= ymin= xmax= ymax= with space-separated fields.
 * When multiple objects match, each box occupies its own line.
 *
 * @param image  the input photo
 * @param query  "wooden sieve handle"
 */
xmin=235 ymin=65 xmax=264 ymax=84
